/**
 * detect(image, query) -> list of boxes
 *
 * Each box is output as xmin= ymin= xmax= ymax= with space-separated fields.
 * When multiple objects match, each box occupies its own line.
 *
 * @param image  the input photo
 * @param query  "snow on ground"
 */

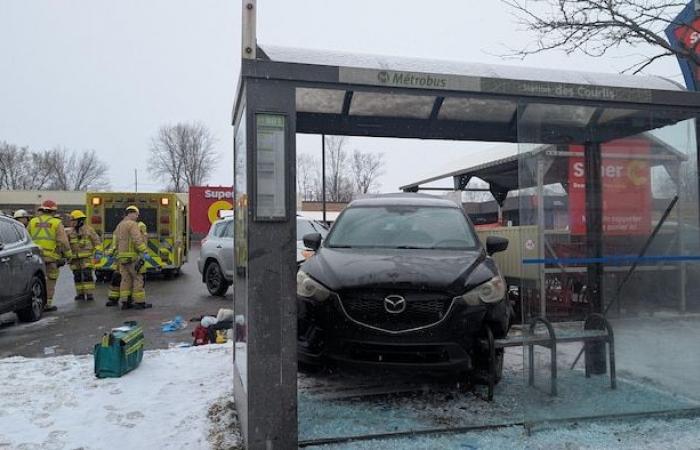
xmin=0 ymin=343 xmax=236 ymax=450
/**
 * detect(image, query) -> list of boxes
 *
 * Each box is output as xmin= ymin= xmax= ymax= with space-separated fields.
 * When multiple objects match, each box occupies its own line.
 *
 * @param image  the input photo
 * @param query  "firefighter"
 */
xmin=27 ymin=200 xmax=73 ymax=312
xmin=12 ymin=209 xmax=32 ymax=227
xmin=67 ymin=210 xmax=101 ymax=301
xmin=106 ymin=270 xmax=122 ymax=307
xmin=112 ymin=205 xmax=151 ymax=310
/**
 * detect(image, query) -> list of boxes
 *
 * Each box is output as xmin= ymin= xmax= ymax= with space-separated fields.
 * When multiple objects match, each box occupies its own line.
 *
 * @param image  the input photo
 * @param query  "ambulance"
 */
xmin=86 ymin=192 xmax=189 ymax=280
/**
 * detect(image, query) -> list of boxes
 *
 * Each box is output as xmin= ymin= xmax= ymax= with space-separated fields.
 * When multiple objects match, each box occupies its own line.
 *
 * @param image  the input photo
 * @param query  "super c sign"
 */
xmin=189 ymin=186 xmax=234 ymax=235
xmin=666 ymin=2 xmax=700 ymax=91
xmin=568 ymin=139 xmax=651 ymax=236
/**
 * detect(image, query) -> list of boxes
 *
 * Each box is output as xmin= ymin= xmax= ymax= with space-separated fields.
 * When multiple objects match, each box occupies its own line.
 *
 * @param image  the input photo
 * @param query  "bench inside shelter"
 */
xmin=483 ymin=313 xmax=616 ymax=401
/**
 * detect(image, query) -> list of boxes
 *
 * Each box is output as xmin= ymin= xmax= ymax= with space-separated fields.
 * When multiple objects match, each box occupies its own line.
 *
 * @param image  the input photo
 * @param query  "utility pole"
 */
xmin=134 ymin=169 xmax=138 ymax=193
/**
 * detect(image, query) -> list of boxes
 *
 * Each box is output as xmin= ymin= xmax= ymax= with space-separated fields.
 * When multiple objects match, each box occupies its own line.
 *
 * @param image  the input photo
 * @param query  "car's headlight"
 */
xmin=297 ymin=270 xmax=330 ymax=301
xmin=459 ymin=275 xmax=506 ymax=305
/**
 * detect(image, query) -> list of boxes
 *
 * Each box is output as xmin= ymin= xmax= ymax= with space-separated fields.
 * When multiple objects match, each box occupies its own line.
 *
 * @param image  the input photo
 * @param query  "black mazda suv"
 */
xmin=297 ymin=193 xmax=512 ymax=381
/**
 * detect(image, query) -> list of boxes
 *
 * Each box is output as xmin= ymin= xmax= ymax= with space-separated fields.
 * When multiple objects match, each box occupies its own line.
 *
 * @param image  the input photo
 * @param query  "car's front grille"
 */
xmin=338 ymin=290 xmax=454 ymax=333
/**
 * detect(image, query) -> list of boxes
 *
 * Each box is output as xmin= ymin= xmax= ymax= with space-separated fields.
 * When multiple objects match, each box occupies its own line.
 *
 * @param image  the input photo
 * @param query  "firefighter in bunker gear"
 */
xmin=13 ymin=209 xmax=32 ymax=228
xmin=27 ymin=200 xmax=73 ymax=312
xmin=67 ymin=210 xmax=101 ymax=301
xmin=112 ymin=206 xmax=151 ymax=310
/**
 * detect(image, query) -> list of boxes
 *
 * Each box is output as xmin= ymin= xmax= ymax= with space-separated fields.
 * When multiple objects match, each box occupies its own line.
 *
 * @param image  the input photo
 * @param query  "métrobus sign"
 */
xmin=339 ymin=67 xmax=653 ymax=102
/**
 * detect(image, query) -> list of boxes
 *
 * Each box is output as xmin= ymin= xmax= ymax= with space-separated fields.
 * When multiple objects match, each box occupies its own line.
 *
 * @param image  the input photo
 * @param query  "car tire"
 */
xmin=205 ymin=261 xmax=228 ymax=297
xmin=16 ymin=276 xmax=45 ymax=323
xmin=471 ymin=348 xmax=504 ymax=385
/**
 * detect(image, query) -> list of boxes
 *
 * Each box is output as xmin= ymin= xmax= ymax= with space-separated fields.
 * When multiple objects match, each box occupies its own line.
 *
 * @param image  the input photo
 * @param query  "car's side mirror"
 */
xmin=303 ymin=233 xmax=322 ymax=252
xmin=486 ymin=236 xmax=508 ymax=256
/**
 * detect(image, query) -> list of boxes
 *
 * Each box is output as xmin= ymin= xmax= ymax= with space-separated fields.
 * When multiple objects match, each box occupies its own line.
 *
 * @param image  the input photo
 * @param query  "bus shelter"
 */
xmin=232 ymin=10 xmax=700 ymax=447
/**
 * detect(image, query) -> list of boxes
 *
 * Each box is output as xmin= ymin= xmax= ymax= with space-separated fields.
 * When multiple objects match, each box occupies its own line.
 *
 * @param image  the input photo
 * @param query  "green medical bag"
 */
xmin=94 ymin=321 xmax=145 ymax=378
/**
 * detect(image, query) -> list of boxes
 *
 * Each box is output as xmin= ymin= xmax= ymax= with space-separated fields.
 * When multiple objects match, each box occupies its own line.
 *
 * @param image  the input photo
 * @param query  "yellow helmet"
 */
xmin=138 ymin=221 xmax=147 ymax=233
xmin=126 ymin=205 xmax=140 ymax=214
xmin=70 ymin=210 xmax=87 ymax=220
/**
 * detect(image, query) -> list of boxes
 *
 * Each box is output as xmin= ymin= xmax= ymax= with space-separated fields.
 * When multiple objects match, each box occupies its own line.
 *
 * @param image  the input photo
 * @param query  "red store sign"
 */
xmin=568 ymin=139 xmax=651 ymax=236
xmin=189 ymin=186 xmax=234 ymax=235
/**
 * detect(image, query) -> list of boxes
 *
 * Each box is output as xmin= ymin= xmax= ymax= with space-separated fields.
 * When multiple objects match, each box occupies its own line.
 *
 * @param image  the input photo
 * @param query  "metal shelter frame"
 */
xmin=232 ymin=3 xmax=700 ymax=447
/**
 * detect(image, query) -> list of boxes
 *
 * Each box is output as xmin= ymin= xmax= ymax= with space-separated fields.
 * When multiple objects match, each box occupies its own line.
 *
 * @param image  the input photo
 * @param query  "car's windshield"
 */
xmin=297 ymin=218 xmax=328 ymax=240
xmin=326 ymin=205 xmax=479 ymax=250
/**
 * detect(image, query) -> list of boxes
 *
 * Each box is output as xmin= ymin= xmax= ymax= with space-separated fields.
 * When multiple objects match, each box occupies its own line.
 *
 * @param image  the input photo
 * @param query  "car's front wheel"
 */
xmin=16 ymin=276 xmax=45 ymax=323
xmin=205 ymin=261 xmax=228 ymax=296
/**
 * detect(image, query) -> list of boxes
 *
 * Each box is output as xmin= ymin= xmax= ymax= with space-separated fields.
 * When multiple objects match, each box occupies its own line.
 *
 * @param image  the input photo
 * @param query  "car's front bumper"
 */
xmin=297 ymin=294 xmax=507 ymax=372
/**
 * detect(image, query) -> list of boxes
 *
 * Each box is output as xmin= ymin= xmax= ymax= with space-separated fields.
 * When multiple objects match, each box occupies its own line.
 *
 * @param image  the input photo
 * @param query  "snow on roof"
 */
xmin=261 ymin=45 xmax=683 ymax=92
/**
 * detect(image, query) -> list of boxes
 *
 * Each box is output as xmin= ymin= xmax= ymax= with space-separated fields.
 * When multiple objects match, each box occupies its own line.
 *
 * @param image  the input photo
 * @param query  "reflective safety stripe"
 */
xmin=131 ymin=291 xmax=146 ymax=301
xmin=69 ymin=230 xmax=95 ymax=259
xmin=29 ymin=216 xmax=59 ymax=258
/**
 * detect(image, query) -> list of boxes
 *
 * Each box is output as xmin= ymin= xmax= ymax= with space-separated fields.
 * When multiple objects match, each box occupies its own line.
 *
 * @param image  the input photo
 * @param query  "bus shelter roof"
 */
xmin=236 ymin=45 xmax=700 ymax=144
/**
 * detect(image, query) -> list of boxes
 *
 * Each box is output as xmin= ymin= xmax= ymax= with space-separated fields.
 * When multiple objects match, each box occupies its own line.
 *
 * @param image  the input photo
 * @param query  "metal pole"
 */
xmin=536 ymin=157 xmax=547 ymax=317
xmin=134 ymin=169 xmax=138 ymax=193
xmin=241 ymin=0 xmax=256 ymax=59
xmin=584 ymin=141 xmax=606 ymax=374
xmin=322 ymin=135 xmax=327 ymax=224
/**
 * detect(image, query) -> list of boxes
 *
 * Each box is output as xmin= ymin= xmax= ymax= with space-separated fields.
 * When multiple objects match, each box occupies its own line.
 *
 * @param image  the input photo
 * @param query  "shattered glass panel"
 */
xmin=517 ymin=102 xmax=700 ymax=430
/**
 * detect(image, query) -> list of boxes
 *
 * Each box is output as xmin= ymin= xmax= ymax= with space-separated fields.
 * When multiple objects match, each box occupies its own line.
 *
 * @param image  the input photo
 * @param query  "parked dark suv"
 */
xmin=297 ymin=194 xmax=511 ymax=381
xmin=0 ymin=215 xmax=46 ymax=322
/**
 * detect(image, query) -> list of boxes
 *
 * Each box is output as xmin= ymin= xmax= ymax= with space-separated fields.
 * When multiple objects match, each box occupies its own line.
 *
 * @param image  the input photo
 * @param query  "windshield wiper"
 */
xmin=394 ymin=245 xmax=432 ymax=249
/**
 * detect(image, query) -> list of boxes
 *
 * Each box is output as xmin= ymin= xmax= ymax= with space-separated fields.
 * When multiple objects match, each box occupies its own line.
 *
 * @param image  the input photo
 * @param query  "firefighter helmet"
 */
xmin=70 ymin=210 xmax=87 ymax=220
xmin=126 ymin=205 xmax=140 ymax=214
xmin=13 ymin=209 xmax=31 ymax=219
xmin=39 ymin=200 xmax=58 ymax=211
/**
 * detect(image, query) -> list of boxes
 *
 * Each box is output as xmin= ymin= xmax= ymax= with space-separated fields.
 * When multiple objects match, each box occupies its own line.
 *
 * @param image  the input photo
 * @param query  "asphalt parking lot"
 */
xmin=0 ymin=245 xmax=231 ymax=358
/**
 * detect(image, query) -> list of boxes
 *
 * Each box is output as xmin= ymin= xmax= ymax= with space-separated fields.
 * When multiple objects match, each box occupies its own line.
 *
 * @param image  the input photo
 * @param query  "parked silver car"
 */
xmin=0 ymin=215 xmax=46 ymax=322
xmin=198 ymin=215 xmax=329 ymax=296
xmin=198 ymin=216 xmax=234 ymax=296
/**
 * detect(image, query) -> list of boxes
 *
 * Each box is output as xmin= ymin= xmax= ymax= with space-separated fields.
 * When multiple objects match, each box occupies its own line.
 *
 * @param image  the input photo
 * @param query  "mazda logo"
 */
xmin=384 ymin=295 xmax=406 ymax=314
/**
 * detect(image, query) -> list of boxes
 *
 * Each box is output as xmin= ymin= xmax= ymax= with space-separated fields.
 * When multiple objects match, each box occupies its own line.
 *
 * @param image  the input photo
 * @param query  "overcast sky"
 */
xmin=0 ymin=1 xmax=686 ymax=193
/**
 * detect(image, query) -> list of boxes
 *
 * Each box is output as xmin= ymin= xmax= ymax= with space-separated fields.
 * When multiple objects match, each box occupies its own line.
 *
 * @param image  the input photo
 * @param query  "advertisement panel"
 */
xmin=568 ymin=139 xmax=651 ymax=236
xmin=188 ymin=186 xmax=234 ymax=236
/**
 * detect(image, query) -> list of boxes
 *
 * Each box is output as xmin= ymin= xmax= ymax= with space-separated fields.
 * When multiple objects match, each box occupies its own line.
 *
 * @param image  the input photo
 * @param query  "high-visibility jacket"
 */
xmin=67 ymin=224 xmax=101 ymax=259
xmin=112 ymin=218 xmax=148 ymax=263
xmin=28 ymin=213 xmax=72 ymax=262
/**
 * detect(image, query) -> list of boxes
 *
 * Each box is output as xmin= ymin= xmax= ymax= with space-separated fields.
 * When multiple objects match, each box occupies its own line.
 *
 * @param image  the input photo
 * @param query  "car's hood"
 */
xmin=303 ymin=247 xmax=496 ymax=295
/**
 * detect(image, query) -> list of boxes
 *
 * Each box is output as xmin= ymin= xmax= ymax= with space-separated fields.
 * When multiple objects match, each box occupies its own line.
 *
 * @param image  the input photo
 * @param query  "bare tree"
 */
xmin=0 ymin=142 xmax=35 ymax=190
xmin=148 ymin=122 xmax=218 ymax=191
xmin=324 ymin=136 xmax=354 ymax=202
xmin=297 ymin=152 xmax=320 ymax=201
xmin=45 ymin=147 xmax=109 ymax=191
xmin=351 ymin=150 xmax=385 ymax=194
xmin=502 ymin=1 xmax=694 ymax=73
xmin=0 ymin=142 xmax=106 ymax=190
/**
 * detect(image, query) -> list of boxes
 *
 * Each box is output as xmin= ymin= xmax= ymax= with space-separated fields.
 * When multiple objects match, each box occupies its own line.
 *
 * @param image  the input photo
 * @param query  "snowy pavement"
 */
xmin=0 ymin=343 xmax=237 ymax=450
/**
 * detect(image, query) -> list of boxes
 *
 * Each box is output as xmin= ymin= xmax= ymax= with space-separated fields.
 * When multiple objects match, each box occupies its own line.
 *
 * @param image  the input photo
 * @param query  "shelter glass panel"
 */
xmin=517 ymin=102 xmax=700 ymax=429
xmin=348 ymin=92 xmax=435 ymax=118
xmin=234 ymin=107 xmax=248 ymax=391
